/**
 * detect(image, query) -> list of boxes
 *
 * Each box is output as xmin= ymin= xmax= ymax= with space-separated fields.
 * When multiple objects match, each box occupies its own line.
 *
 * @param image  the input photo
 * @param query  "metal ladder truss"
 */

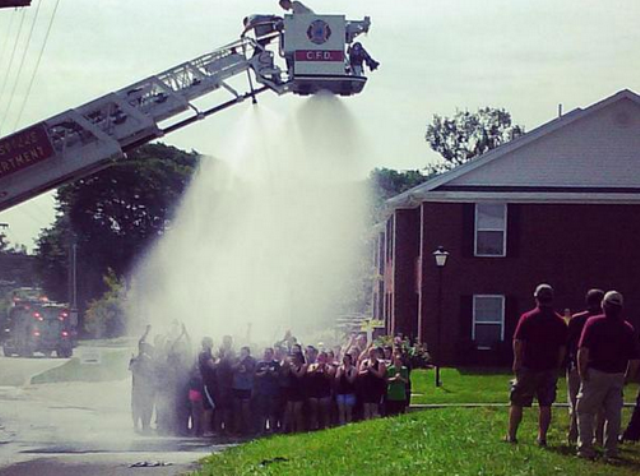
xmin=0 ymin=38 xmax=283 ymax=211
xmin=48 ymin=37 xmax=282 ymax=155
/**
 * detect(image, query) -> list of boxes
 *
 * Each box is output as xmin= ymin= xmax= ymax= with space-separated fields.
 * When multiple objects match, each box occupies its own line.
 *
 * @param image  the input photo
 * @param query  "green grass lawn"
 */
xmin=410 ymin=368 xmax=640 ymax=405
xmin=195 ymin=408 xmax=640 ymax=476
xmin=194 ymin=368 xmax=640 ymax=475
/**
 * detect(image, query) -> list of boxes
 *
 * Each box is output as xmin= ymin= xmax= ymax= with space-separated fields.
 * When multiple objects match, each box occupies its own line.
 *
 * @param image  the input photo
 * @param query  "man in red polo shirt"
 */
xmin=576 ymin=291 xmax=640 ymax=460
xmin=506 ymin=284 xmax=568 ymax=445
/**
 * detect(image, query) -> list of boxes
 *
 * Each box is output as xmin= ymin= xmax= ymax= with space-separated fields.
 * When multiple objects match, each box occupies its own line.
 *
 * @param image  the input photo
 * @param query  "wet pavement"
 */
xmin=0 ymin=453 xmax=205 ymax=476
xmin=0 ymin=352 xmax=222 ymax=475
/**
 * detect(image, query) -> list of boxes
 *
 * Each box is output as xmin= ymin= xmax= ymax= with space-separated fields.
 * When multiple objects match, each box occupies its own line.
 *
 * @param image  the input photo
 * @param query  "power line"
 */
xmin=0 ymin=9 xmax=18 ymax=69
xmin=0 ymin=0 xmax=42 ymax=134
xmin=0 ymin=8 xmax=26 ymax=99
xmin=12 ymin=0 xmax=61 ymax=132
xmin=0 ymin=7 xmax=26 ymax=134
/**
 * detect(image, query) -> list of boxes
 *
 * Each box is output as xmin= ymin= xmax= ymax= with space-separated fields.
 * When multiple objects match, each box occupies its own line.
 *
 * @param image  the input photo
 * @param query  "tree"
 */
xmin=0 ymin=231 xmax=7 ymax=252
xmin=33 ymin=217 xmax=71 ymax=301
xmin=425 ymin=107 xmax=524 ymax=169
xmin=84 ymin=269 xmax=128 ymax=338
xmin=369 ymin=167 xmax=435 ymax=221
xmin=371 ymin=168 xmax=434 ymax=202
xmin=0 ymin=230 xmax=27 ymax=255
xmin=34 ymin=143 xmax=199 ymax=319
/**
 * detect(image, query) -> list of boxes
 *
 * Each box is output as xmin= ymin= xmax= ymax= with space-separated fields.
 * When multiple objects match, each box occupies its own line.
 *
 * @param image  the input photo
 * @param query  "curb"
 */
xmin=408 ymin=402 xmax=637 ymax=411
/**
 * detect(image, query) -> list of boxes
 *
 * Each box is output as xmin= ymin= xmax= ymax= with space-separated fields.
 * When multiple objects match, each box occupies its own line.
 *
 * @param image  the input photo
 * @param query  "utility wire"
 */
xmin=0 ymin=9 xmax=18 ymax=71
xmin=12 ymin=0 xmax=61 ymax=133
xmin=0 ymin=8 xmax=27 ymax=135
xmin=0 ymin=0 xmax=43 ymax=134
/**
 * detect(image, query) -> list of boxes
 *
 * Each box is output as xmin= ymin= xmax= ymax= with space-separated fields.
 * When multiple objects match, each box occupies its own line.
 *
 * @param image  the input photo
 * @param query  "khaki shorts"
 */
xmin=510 ymin=368 xmax=558 ymax=407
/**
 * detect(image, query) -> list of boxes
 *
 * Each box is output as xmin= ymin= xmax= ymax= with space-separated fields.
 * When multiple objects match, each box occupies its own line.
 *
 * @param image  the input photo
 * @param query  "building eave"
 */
xmin=415 ymin=190 xmax=640 ymax=205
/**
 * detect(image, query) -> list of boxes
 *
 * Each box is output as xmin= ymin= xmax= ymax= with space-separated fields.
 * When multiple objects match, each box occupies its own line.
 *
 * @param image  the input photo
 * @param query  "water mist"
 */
xmin=128 ymin=94 xmax=371 ymax=348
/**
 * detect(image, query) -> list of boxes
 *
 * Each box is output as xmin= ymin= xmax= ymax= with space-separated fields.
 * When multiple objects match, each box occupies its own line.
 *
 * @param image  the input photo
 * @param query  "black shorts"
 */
xmin=202 ymin=385 xmax=215 ymax=410
xmin=286 ymin=387 xmax=305 ymax=403
xmin=308 ymin=391 xmax=332 ymax=400
xmin=232 ymin=389 xmax=252 ymax=400
xmin=510 ymin=368 xmax=558 ymax=407
xmin=213 ymin=388 xmax=232 ymax=410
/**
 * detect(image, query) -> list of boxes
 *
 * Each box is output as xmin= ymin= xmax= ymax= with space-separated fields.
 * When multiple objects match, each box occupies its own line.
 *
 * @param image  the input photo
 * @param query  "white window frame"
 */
xmin=472 ymin=294 xmax=505 ymax=350
xmin=474 ymin=203 xmax=508 ymax=257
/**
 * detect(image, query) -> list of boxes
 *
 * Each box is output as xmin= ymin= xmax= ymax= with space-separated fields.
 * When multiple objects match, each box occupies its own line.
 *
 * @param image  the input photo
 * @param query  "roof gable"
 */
xmin=389 ymin=89 xmax=640 ymax=208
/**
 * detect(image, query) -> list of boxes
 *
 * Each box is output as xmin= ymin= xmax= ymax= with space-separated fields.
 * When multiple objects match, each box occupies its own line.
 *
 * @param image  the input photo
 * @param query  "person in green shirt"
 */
xmin=386 ymin=353 xmax=410 ymax=416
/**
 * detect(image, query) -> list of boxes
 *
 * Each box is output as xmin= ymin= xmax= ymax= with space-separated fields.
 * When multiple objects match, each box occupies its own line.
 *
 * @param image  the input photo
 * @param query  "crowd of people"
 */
xmin=507 ymin=284 xmax=640 ymax=460
xmin=129 ymin=283 xmax=640 ymax=460
xmin=129 ymin=327 xmax=418 ymax=438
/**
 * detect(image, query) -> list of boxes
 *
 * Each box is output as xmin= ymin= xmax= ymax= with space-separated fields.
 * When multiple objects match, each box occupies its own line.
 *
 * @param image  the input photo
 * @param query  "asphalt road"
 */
xmin=0 ymin=351 xmax=221 ymax=475
xmin=0 ymin=354 xmax=67 ymax=386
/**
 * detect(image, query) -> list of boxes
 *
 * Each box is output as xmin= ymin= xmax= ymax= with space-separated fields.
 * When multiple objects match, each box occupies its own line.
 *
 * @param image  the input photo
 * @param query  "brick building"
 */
xmin=374 ymin=89 xmax=640 ymax=366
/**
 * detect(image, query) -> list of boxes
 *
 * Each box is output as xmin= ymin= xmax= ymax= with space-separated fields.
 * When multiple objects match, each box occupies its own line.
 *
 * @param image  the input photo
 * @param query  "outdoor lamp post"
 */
xmin=433 ymin=246 xmax=449 ymax=387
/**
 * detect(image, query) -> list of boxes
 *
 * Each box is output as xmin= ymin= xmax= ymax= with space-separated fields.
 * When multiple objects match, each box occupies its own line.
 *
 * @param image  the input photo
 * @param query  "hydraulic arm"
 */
xmin=0 ymin=12 xmax=376 ymax=212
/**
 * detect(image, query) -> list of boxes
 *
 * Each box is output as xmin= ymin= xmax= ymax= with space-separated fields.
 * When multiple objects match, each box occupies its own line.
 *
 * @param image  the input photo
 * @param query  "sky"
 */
xmin=1 ymin=0 xmax=640 ymax=248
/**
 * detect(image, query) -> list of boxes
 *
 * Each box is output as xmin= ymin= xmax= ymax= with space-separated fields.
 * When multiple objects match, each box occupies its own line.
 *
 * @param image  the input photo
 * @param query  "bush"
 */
xmin=84 ymin=270 xmax=128 ymax=338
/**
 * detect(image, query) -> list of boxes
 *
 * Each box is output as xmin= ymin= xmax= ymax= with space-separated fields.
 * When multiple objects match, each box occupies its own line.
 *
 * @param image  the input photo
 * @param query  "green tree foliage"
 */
xmin=84 ymin=269 xmax=127 ymax=338
xmin=370 ymin=168 xmax=433 ymax=202
xmin=0 ymin=231 xmax=7 ymax=252
xmin=0 ymin=231 xmax=26 ymax=255
xmin=34 ymin=143 xmax=199 ymax=315
xmin=369 ymin=168 xmax=435 ymax=224
xmin=425 ymin=107 xmax=525 ymax=168
xmin=32 ymin=218 xmax=71 ymax=301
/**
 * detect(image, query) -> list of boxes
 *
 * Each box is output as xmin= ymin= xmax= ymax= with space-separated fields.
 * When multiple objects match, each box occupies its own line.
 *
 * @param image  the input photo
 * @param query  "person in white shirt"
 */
xmin=279 ymin=0 xmax=314 ymax=14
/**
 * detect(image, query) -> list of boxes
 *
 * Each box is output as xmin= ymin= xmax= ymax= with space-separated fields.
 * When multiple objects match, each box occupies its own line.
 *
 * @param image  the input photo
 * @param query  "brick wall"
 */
xmin=406 ymin=201 xmax=640 ymax=366
xmin=391 ymin=208 xmax=420 ymax=339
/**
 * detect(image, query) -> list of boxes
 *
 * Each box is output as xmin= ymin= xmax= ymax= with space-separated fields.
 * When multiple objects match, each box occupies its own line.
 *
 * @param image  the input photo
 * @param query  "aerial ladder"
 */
xmin=0 ymin=12 xmax=377 ymax=212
